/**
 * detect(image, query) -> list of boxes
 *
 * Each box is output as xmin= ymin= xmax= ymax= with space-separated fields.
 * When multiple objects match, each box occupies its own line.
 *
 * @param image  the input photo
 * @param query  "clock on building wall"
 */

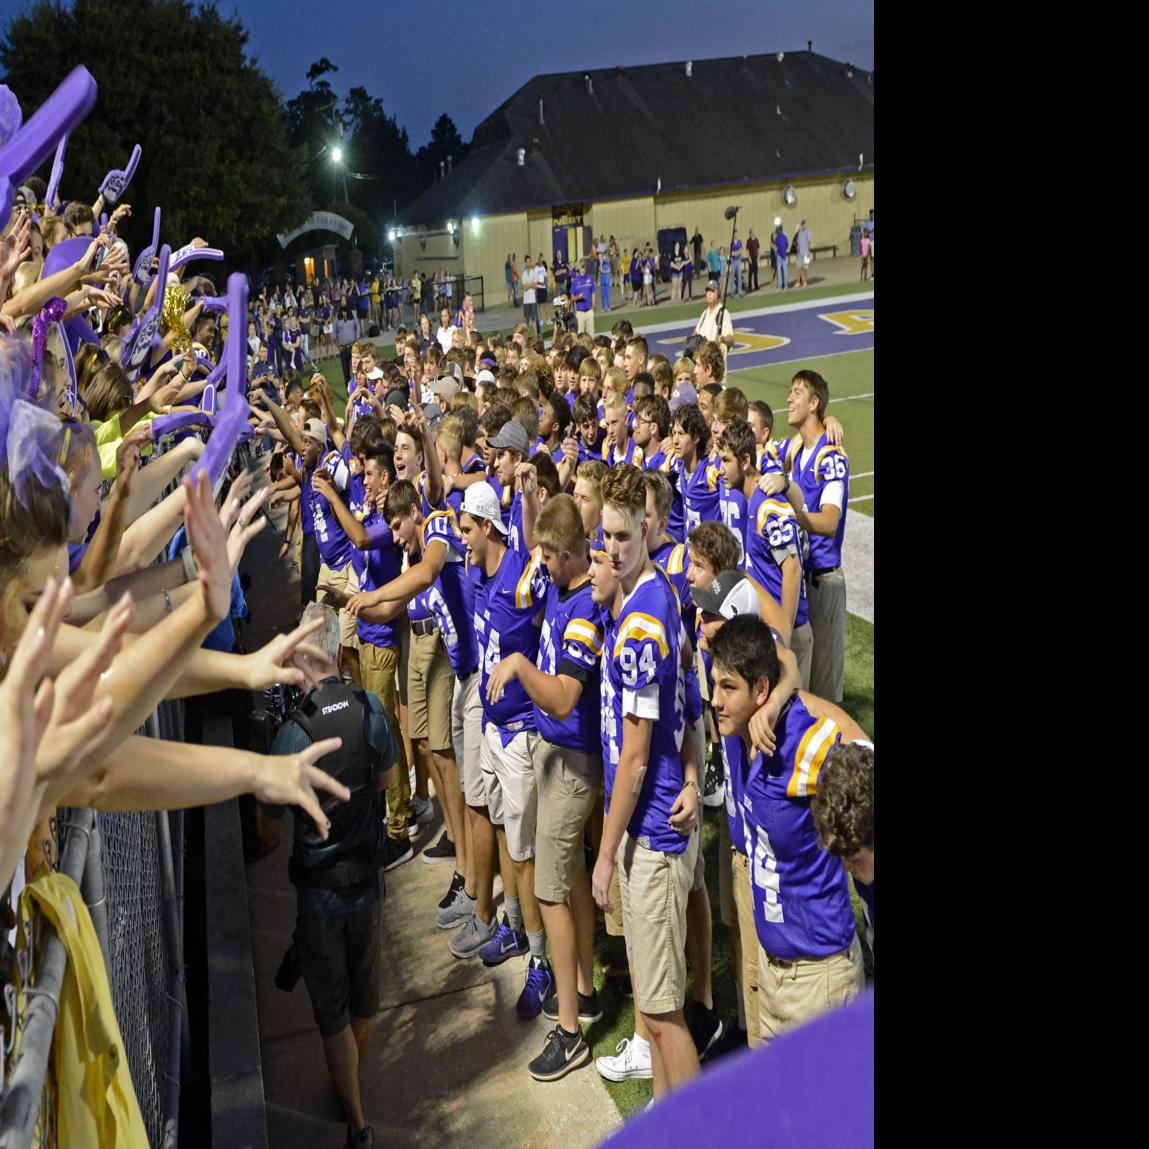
xmin=783 ymin=185 xmax=797 ymax=207
xmin=842 ymin=178 xmax=857 ymax=201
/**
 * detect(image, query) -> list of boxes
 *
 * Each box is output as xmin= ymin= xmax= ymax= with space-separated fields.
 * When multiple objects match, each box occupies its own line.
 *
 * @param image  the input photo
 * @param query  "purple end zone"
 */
xmin=642 ymin=292 xmax=875 ymax=375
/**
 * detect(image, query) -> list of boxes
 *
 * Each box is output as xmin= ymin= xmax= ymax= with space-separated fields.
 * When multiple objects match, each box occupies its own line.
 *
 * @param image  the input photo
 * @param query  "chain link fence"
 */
xmin=2 ymin=435 xmax=199 ymax=1149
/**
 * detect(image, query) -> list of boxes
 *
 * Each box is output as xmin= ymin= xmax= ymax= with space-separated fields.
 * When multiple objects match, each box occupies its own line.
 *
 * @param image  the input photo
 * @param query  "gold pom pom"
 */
xmin=162 ymin=285 xmax=192 ymax=354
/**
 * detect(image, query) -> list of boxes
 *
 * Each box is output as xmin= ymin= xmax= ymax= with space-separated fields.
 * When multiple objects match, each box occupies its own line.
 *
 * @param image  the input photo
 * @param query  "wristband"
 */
xmin=181 ymin=547 xmax=197 ymax=582
xmin=682 ymin=779 xmax=701 ymax=798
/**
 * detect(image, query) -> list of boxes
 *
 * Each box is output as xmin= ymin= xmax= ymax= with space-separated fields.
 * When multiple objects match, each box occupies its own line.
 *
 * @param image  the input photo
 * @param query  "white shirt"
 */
xmin=436 ymin=325 xmax=456 ymax=355
xmin=694 ymin=303 xmax=734 ymax=356
xmin=522 ymin=270 xmax=537 ymax=304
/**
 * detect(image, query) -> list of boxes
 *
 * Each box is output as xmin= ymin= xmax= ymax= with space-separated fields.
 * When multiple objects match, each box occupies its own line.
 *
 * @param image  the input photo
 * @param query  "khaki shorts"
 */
xmin=616 ymin=829 xmax=698 ymax=1016
xmin=360 ymin=641 xmax=410 ymax=839
xmin=732 ymin=849 xmax=762 ymax=1046
xmin=407 ymin=627 xmax=452 ymax=751
xmin=717 ymin=812 xmax=735 ymax=928
xmin=757 ymin=934 xmax=864 ymax=1043
xmin=807 ymin=567 xmax=846 ymax=704
xmin=790 ymin=620 xmax=813 ymax=692
xmin=480 ymin=725 xmax=540 ymax=862
xmin=451 ymin=670 xmax=484 ymax=806
xmin=532 ymin=738 xmax=601 ymax=903
xmin=317 ymin=560 xmax=359 ymax=649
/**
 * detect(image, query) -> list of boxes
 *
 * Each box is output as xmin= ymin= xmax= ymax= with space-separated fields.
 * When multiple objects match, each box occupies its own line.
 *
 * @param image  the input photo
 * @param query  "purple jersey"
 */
xmin=475 ymin=545 xmax=548 ymax=730
xmin=718 ymin=482 xmax=749 ymax=568
xmin=534 ymin=579 xmax=604 ymax=754
xmin=737 ymin=698 xmax=854 ymax=960
xmin=601 ymin=569 xmax=688 ymax=854
xmin=649 ymin=540 xmax=703 ymax=727
xmin=422 ymin=511 xmax=480 ymax=676
xmin=680 ymin=453 xmax=720 ymax=535
xmin=311 ymin=449 xmax=354 ymax=569
xmin=746 ymin=490 xmax=809 ymax=629
xmin=353 ymin=508 xmax=403 ymax=650
xmin=791 ymin=435 xmax=849 ymax=572
xmin=601 ymin=437 xmax=645 ymax=469
xmin=446 ymin=454 xmax=487 ymax=521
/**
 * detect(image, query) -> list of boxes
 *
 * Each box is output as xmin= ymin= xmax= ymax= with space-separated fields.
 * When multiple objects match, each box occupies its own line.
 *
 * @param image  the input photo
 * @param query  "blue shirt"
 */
xmin=791 ymin=434 xmax=849 ymax=572
xmin=534 ymin=579 xmax=604 ymax=754
xmin=422 ymin=511 xmax=480 ymax=677
xmin=474 ymin=545 xmax=548 ymax=730
xmin=311 ymin=448 xmax=355 ymax=570
xmin=601 ymin=569 xmax=688 ymax=854
xmin=746 ymin=488 xmax=809 ymax=628
xmin=571 ymin=272 xmax=595 ymax=311
xmin=737 ymin=698 xmax=855 ymax=960
xmin=351 ymin=506 xmax=404 ymax=650
xmin=775 ymin=231 xmax=789 ymax=260
xmin=680 ymin=453 xmax=720 ymax=535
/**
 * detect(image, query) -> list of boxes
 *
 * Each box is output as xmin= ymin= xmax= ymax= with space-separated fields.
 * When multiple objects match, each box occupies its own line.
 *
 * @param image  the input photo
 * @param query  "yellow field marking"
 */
xmin=819 ymin=310 xmax=875 ymax=335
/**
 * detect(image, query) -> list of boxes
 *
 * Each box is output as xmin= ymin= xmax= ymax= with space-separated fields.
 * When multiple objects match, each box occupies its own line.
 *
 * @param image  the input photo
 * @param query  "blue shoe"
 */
xmin=516 ymin=956 xmax=554 ymax=1019
xmin=478 ymin=913 xmax=528 ymax=967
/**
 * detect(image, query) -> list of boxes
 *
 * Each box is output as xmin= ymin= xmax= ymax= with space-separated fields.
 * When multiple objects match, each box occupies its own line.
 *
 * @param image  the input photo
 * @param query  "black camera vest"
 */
xmin=286 ymin=677 xmax=383 ymax=892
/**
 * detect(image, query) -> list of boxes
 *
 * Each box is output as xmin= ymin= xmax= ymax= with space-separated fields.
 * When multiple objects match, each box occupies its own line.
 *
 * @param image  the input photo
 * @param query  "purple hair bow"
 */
xmin=31 ymin=296 xmax=68 ymax=400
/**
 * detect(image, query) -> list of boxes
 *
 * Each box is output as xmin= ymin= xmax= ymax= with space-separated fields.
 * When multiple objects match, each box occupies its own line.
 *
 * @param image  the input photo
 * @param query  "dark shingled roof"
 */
xmin=400 ymin=51 xmax=874 ymax=225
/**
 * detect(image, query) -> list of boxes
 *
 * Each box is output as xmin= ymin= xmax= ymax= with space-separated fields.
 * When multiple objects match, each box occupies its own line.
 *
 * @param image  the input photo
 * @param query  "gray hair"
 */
xmin=300 ymin=602 xmax=340 ymax=669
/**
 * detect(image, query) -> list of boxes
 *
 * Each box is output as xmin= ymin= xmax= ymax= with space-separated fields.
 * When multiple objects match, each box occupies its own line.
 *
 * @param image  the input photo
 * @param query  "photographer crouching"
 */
xmin=263 ymin=602 xmax=399 ymax=1149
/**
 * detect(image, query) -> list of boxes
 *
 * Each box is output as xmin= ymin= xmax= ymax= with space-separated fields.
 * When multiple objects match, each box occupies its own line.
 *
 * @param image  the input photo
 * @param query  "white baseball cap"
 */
xmin=460 ymin=481 xmax=508 ymax=534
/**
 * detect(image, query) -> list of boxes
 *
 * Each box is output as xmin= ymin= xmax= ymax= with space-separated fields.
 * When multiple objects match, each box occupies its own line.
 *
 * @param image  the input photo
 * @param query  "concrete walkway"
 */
xmin=240 ymin=489 xmax=621 ymax=1149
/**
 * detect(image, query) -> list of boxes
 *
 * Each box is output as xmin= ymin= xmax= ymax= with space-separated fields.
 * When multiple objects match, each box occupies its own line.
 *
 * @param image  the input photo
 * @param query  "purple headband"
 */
xmin=30 ymin=296 xmax=68 ymax=400
xmin=0 ymin=66 xmax=98 ymax=230
xmin=0 ymin=355 xmax=70 ymax=514
xmin=98 ymin=143 xmax=140 ymax=205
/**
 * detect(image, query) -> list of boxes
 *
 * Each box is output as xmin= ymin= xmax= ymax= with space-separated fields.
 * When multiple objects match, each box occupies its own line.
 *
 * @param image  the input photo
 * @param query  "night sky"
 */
xmin=0 ymin=0 xmax=873 ymax=148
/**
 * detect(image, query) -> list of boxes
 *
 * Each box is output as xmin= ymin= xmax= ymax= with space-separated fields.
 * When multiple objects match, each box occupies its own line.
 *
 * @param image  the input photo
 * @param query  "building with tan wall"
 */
xmin=394 ymin=49 xmax=873 ymax=310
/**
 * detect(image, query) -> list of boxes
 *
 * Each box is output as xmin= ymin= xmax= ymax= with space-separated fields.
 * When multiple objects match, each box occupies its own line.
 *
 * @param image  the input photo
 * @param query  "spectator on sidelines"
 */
xmin=571 ymin=260 xmax=595 ymax=337
xmin=692 ymin=280 xmax=735 ymax=362
xmin=746 ymin=229 xmax=760 ymax=292
xmin=795 ymin=219 xmax=812 ymax=288
xmin=774 ymin=223 xmax=790 ymax=291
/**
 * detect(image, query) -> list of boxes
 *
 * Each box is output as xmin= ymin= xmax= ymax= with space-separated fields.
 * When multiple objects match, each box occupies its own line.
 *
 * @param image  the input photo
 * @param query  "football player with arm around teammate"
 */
xmin=761 ymin=370 xmax=850 ymax=701
xmin=591 ymin=464 xmax=703 ymax=1101
xmin=345 ymin=478 xmax=479 ymax=933
xmin=709 ymin=614 xmax=867 ymax=1043
xmin=485 ymin=493 xmax=606 ymax=1079
xmin=456 ymin=482 xmax=555 ymax=1020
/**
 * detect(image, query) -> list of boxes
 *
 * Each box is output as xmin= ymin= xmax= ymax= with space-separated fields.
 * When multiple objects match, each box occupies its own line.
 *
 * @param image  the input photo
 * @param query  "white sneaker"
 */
xmin=411 ymin=793 xmax=435 ymax=825
xmin=596 ymin=1037 xmax=652 ymax=1082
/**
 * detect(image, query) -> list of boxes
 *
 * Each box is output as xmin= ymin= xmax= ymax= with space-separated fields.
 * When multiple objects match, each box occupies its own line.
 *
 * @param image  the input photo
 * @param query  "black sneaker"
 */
xmin=422 ymin=831 xmax=457 ymax=865
xmin=708 ymin=1022 xmax=749 ymax=1062
xmin=344 ymin=1125 xmax=374 ymax=1147
xmin=438 ymin=871 xmax=465 ymax=911
xmin=542 ymin=988 xmax=603 ymax=1024
xmin=702 ymin=743 xmax=725 ymax=808
xmin=380 ymin=835 xmax=415 ymax=872
xmin=688 ymin=1001 xmax=725 ymax=1060
xmin=528 ymin=1025 xmax=591 ymax=1081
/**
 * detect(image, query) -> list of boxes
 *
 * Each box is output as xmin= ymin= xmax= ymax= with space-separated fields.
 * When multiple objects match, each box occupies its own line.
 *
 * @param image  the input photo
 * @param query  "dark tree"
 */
xmin=416 ymin=113 xmax=470 ymax=187
xmin=0 ymin=0 xmax=311 ymax=268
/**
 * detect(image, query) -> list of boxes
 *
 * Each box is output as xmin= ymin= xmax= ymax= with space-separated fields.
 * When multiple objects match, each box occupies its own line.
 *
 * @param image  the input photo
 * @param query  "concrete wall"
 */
xmin=397 ymin=171 xmax=874 ymax=310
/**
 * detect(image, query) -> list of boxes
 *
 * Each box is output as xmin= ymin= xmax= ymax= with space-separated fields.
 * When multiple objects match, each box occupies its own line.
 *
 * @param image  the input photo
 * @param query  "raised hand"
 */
xmin=250 ymin=737 xmax=349 ymax=841
xmin=218 ymin=469 xmax=254 ymax=531
xmin=757 ymin=471 xmax=787 ymax=496
xmin=38 ymin=590 xmax=133 ymax=786
xmin=0 ymin=213 xmax=31 ymax=280
xmin=182 ymin=471 xmax=232 ymax=623
xmin=240 ymin=615 xmax=329 ymax=691
xmin=226 ymin=486 xmax=270 ymax=573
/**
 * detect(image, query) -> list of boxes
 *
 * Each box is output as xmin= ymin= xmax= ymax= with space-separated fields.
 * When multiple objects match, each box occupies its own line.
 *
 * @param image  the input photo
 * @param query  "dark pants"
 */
xmin=298 ymin=899 xmax=382 ymax=1037
xmin=340 ymin=346 xmax=353 ymax=386
xmin=748 ymin=258 xmax=759 ymax=292
xmin=301 ymin=533 xmax=320 ymax=606
xmin=684 ymin=268 xmax=694 ymax=299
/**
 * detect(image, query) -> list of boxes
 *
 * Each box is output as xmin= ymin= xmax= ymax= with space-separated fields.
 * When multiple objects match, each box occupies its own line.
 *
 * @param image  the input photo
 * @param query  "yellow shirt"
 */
xmin=15 ymin=871 xmax=150 ymax=1147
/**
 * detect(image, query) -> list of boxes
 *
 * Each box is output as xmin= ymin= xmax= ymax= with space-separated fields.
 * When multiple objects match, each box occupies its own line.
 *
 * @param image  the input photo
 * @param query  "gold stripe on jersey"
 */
xmin=666 ymin=543 xmax=687 ymax=575
xmin=813 ymin=444 xmax=847 ymax=477
xmin=515 ymin=556 xmax=541 ymax=608
xmin=787 ymin=718 xmax=840 ymax=799
xmin=564 ymin=618 xmax=604 ymax=656
xmin=756 ymin=497 xmax=796 ymax=533
xmin=613 ymin=612 xmax=669 ymax=658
